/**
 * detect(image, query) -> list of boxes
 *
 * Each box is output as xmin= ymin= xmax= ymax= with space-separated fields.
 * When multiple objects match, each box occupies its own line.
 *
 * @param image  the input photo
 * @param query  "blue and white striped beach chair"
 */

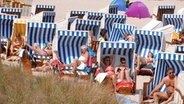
xmin=109 ymin=23 xmax=136 ymax=41
xmin=87 ymin=12 xmax=104 ymax=20
xmin=57 ymin=30 xmax=89 ymax=76
xmin=146 ymin=52 xmax=184 ymax=95
xmin=162 ymin=14 xmax=184 ymax=32
xmin=176 ymin=45 xmax=184 ymax=53
xmin=26 ymin=21 xmax=56 ymax=60
xmin=104 ymin=14 xmax=126 ymax=39
xmin=70 ymin=10 xmax=87 ymax=19
xmin=31 ymin=11 xmax=55 ymax=23
xmin=156 ymin=5 xmax=175 ymax=21
xmin=1 ymin=7 xmax=22 ymax=18
xmin=32 ymin=4 xmax=55 ymax=15
xmin=71 ymin=19 xmax=101 ymax=39
xmin=109 ymin=4 xmax=118 ymax=14
xmin=135 ymin=30 xmax=164 ymax=58
xmin=0 ymin=14 xmax=17 ymax=45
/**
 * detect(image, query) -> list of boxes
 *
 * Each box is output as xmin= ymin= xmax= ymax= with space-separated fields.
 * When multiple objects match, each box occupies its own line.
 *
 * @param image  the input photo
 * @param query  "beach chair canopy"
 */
xmin=0 ymin=14 xmax=17 ymax=40
xmin=26 ymin=21 xmax=56 ymax=55
xmin=109 ymin=4 xmax=118 ymax=14
xmin=111 ymin=0 xmax=126 ymax=11
xmin=97 ymin=41 xmax=135 ymax=71
xmin=71 ymin=19 xmax=101 ymax=39
xmin=125 ymin=1 xmax=151 ymax=19
xmin=176 ymin=45 xmax=184 ymax=53
xmin=109 ymin=23 xmax=136 ymax=41
xmin=157 ymin=5 xmax=175 ymax=21
xmin=87 ymin=12 xmax=104 ymax=20
xmin=70 ymin=10 xmax=87 ymax=19
xmin=57 ymin=30 xmax=89 ymax=64
xmin=147 ymin=52 xmax=184 ymax=95
xmin=135 ymin=30 xmax=164 ymax=57
xmin=104 ymin=14 xmax=126 ymax=39
xmin=1 ymin=7 xmax=22 ymax=18
xmin=30 ymin=11 xmax=55 ymax=23
xmin=32 ymin=4 xmax=55 ymax=14
xmin=162 ymin=14 xmax=184 ymax=32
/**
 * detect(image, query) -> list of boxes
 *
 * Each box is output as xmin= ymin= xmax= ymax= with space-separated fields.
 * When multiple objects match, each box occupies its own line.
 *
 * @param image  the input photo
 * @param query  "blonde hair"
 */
xmin=81 ymin=45 xmax=87 ymax=50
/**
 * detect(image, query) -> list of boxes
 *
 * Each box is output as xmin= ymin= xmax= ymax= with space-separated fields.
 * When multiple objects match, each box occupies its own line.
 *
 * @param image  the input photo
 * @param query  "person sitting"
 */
xmin=10 ymin=33 xmax=24 ymax=55
xmin=64 ymin=45 xmax=89 ymax=73
xmin=88 ymin=31 xmax=96 ymax=48
xmin=149 ymin=68 xmax=184 ymax=104
xmin=98 ymin=29 xmax=107 ymax=42
xmin=172 ymin=30 xmax=184 ymax=44
xmin=25 ymin=43 xmax=52 ymax=56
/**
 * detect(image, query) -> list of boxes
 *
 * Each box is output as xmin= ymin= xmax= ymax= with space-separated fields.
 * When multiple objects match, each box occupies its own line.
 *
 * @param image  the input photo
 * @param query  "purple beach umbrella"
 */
xmin=125 ymin=1 xmax=151 ymax=19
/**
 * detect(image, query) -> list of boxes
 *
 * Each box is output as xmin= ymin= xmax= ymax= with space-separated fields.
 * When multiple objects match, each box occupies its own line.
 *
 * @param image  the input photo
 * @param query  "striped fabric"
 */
xmin=42 ymin=11 xmax=55 ymax=23
xmin=99 ymin=41 xmax=135 ymax=70
xmin=73 ymin=19 xmax=101 ymax=39
xmin=109 ymin=4 xmax=118 ymax=14
xmin=147 ymin=52 xmax=184 ymax=95
xmin=162 ymin=14 xmax=184 ymax=32
xmin=104 ymin=14 xmax=126 ymax=39
xmin=176 ymin=45 xmax=184 ymax=53
xmin=87 ymin=12 xmax=104 ymax=20
xmin=1 ymin=7 xmax=22 ymax=18
xmin=27 ymin=22 xmax=56 ymax=55
xmin=68 ymin=16 xmax=78 ymax=30
xmin=0 ymin=14 xmax=17 ymax=40
xmin=70 ymin=10 xmax=87 ymax=18
xmin=135 ymin=30 xmax=163 ymax=57
xmin=158 ymin=5 xmax=175 ymax=9
xmin=109 ymin=23 xmax=136 ymax=41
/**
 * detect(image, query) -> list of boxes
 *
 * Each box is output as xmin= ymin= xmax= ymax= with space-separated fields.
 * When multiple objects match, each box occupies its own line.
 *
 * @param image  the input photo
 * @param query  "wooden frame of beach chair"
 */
xmin=142 ymin=52 xmax=184 ymax=102
xmin=1 ymin=7 xmax=23 ymax=18
xmin=156 ymin=5 xmax=175 ymax=21
xmin=91 ymin=40 xmax=100 ymax=53
xmin=56 ymin=30 xmax=90 ymax=80
xmin=26 ymin=21 xmax=56 ymax=67
xmin=103 ymin=14 xmax=126 ymax=40
xmin=30 ymin=11 xmax=56 ymax=23
xmin=70 ymin=10 xmax=87 ymax=19
xmin=97 ymin=41 xmax=136 ymax=94
xmin=31 ymin=4 xmax=55 ymax=15
xmin=109 ymin=23 xmax=136 ymax=41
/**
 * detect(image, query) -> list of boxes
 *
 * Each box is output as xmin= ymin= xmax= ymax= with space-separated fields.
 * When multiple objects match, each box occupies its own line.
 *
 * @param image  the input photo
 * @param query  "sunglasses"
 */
xmin=169 ymin=72 xmax=174 ymax=74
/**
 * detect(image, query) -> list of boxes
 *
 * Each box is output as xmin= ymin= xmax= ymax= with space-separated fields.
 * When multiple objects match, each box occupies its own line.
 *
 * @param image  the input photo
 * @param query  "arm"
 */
xmin=110 ymin=55 xmax=115 ymax=67
xmin=150 ymin=78 xmax=165 ymax=96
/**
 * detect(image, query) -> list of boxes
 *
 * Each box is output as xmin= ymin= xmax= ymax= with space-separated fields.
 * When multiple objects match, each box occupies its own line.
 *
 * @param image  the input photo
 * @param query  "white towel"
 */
xmin=18 ymin=49 xmax=25 ymax=57
xmin=95 ymin=73 xmax=107 ymax=83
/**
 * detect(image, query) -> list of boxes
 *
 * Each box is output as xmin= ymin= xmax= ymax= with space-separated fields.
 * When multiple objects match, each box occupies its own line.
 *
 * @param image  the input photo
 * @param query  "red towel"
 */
xmin=116 ymin=82 xmax=134 ymax=91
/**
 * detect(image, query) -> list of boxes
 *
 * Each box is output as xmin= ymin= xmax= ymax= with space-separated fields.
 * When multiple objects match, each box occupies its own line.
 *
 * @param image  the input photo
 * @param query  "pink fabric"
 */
xmin=51 ymin=59 xmax=64 ymax=70
xmin=87 ymin=56 xmax=93 ymax=67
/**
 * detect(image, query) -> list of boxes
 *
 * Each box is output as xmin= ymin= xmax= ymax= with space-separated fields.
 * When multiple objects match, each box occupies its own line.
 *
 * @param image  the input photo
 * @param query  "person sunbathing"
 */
xmin=149 ymin=68 xmax=184 ymax=104
xmin=25 ymin=43 xmax=52 ymax=56
xmin=32 ymin=60 xmax=51 ymax=72
xmin=10 ymin=33 xmax=24 ymax=55
xmin=64 ymin=45 xmax=89 ymax=73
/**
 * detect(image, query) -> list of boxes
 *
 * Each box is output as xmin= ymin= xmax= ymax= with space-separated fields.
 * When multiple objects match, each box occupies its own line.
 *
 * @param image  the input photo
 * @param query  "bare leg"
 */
xmin=26 ymin=43 xmax=46 ymax=55
xmin=64 ymin=59 xmax=81 ymax=72
xmin=120 ymin=68 xmax=125 ymax=81
xmin=125 ymin=69 xmax=132 ymax=82
xmin=153 ymin=92 xmax=168 ymax=104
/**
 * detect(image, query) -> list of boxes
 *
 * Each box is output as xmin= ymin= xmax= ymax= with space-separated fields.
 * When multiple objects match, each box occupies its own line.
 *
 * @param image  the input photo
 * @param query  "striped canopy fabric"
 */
xmin=33 ymin=4 xmax=55 ymax=14
xmin=27 ymin=22 xmax=56 ymax=55
xmin=1 ymin=7 xmax=22 ymax=18
xmin=162 ymin=14 xmax=184 ymax=32
xmin=104 ymin=14 xmax=126 ymax=39
xmin=109 ymin=23 xmax=136 ymax=41
xmin=87 ymin=12 xmax=104 ymax=20
xmin=57 ymin=30 xmax=89 ymax=64
xmin=147 ymin=52 xmax=184 ymax=95
xmin=157 ymin=5 xmax=175 ymax=21
xmin=176 ymin=45 xmax=184 ymax=53
xmin=72 ymin=19 xmax=101 ymax=39
xmin=98 ymin=41 xmax=135 ymax=70
xmin=109 ymin=4 xmax=118 ymax=14
xmin=135 ymin=30 xmax=164 ymax=57
xmin=0 ymin=14 xmax=17 ymax=40
xmin=70 ymin=10 xmax=87 ymax=19
xmin=42 ymin=11 xmax=55 ymax=23
xmin=68 ymin=16 xmax=78 ymax=30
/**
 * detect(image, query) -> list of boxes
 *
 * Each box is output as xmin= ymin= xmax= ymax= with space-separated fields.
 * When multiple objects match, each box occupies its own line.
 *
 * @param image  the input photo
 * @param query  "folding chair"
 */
xmin=109 ymin=23 xmax=136 ymax=41
xmin=156 ymin=5 xmax=175 ymax=21
xmin=97 ymin=41 xmax=136 ymax=94
xmin=57 ymin=30 xmax=90 ymax=79
xmin=26 ymin=21 xmax=56 ymax=66
xmin=1 ymin=7 xmax=22 ymax=18
xmin=162 ymin=14 xmax=184 ymax=32
xmin=143 ymin=52 xmax=184 ymax=101
xmin=103 ymin=14 xmax=126 ymax=39
xmin=31 ymin=4 xmax=55 ymax=15
xmin=109 ymin=4 xmax=118 ymax=14
xmin=30 ymin=11 xmax=55 ymax=23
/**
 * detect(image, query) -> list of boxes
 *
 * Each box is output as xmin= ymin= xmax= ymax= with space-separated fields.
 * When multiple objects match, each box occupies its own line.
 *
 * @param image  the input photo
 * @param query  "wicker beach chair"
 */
xmin=30 ymin=11 xmax=55 ymax=23
xmin=156 ymin=5 xmax=175 ymax=21
xmin=31 ymin=4 xmax=55 ymax=15
xmin=1 ymin=7 xmax=22 ymax=18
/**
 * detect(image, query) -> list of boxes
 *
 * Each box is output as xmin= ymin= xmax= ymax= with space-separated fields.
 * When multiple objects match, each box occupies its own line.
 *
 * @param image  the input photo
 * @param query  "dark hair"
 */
xmin=103 ymin=56 xmax=110 ymax=63
xmin=117 ymin=68 xmax=121 ymax=72
xmin=167 ymin=67 xmax=174 ymax=72
xmin=120 ymin=57 xmax=126 ymax=62
xmin=148 ymin=52 xmax=154 ymax=58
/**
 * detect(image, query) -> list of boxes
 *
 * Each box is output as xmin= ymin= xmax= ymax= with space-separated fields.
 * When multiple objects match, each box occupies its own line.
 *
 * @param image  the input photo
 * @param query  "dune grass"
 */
xmin=0 ymin=61 xmax=119 ymax=104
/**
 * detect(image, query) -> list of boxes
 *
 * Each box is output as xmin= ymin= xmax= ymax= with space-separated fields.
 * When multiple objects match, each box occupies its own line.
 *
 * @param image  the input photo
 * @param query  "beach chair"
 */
xmin=97 ymin=41 xmax=136 ymax=94
xmin=26 ymin=21 xmax=56 ymax=65
xmin=0 ymin=14 xmax=17 ymax=47
xmin=175 ymin=45 xmax=184 ymax=53
xmin=30 ymin=11 xmax=55 ymax=23
xmin=57 ymin=30 xmax=90 ymax=79
xmin=71 ymin=19 xmax=101 ymax=40
xmin=103 ymin=14 xmax=126 ymax=39
xmin=109 ymin=4 xmax=118 ymax=14
xmin=162 ymin=14 xmax=184 ymax=32
xmin=70 ymin=10 xmax=87 ymax=19
xmin=86 ymin=11 xmax=104 ymax=20
xmin=143 ymin=52 xmax=184 ymax=102
xmin=0 ymin=7 xmax=22 ymax=18
xmin=156 ymin=5 xmax=175 ymax=21
xmin=109 ymin=23 xmax=136 ymax=41
xmin=31 ymin=4 xmax=55 ymax=15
